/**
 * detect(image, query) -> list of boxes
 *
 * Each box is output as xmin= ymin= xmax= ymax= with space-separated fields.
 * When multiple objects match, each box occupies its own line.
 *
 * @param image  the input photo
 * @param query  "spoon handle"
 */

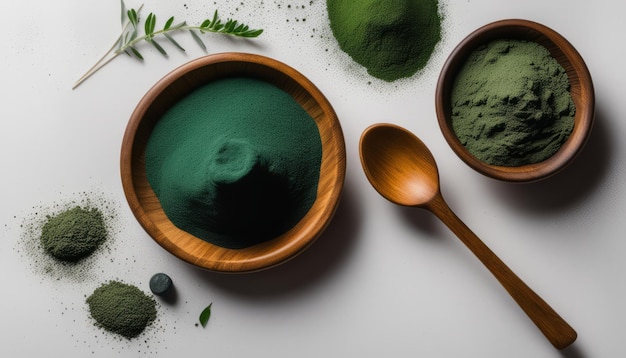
xmin=428 ymin=193 xmax=577 ymax=350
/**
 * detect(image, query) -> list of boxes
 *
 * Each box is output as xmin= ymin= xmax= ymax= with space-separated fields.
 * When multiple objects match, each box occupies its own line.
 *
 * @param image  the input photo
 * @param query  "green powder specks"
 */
xmin=327 ymin=0 xmax=441 ymax=81
xmin=451 ymin=39 xmax=575 ymax=166
xmin=145 ymin=77 xmax=322 ymax=249
xmin=17 ymin=193 xmax=120 ymax=283
xmin=40 ymin=206 xmax=107 ymax=262
xmin=87 ymin=281 xmax=157 ymax=339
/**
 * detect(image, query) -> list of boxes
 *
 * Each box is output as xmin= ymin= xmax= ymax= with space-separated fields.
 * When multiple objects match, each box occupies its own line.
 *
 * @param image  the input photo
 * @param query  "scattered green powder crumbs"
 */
xmin=40 ymin=206 xmax=107 ymax=262
xmin=327 ymin=0 xmax=442 ymax=81
xmin=86 ymin=281 xmax=157 ymax=339
xmin=145 ymin=77 xmax=322 ymax=249
xmin=450 ymin=39 xmax=575 ymax=166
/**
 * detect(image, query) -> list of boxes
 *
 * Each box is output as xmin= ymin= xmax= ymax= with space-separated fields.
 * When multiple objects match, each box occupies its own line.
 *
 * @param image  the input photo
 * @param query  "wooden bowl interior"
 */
xmin=436 ymin=19 xmax=594 ymax=182
xmin=120 ymin=53 xmax=346 ymax=272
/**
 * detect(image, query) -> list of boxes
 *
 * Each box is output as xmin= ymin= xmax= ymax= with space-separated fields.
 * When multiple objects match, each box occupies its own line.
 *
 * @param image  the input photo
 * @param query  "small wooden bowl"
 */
xmin=120 ymin=53 xmax=346 ymax=272
xmin=436 ymin=19 xmax=595 ymax=182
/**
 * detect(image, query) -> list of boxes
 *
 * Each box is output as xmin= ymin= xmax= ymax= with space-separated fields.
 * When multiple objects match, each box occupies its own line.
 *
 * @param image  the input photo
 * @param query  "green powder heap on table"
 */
xmin=326 ymin=0 xmax=441 ymax=81
xmin=87 ymin=281 xmax=157 ymax=339
xmin=145 ymin=77 xmax=322 ymax=249
xmin=451 ymin=39 xmax=575 ymax=166
xmin=40 ymin=206 xmax=107 ymax=262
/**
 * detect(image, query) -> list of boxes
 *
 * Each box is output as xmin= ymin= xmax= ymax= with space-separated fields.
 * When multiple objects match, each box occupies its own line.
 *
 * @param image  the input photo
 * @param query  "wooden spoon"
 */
xmin=359 ymin=123 xmax=577 ymax=350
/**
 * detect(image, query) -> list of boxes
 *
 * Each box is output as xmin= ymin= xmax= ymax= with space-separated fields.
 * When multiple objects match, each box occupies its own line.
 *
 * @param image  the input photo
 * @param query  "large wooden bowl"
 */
xmin=120 ymin=53 xmax=346 ymax=272
xmin=436 ymin=19 xmax=595 ymax=182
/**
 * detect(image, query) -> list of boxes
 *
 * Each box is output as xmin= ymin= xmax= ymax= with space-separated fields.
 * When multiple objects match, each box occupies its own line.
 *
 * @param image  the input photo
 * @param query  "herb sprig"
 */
xmin=73 ymin=1 xmax=263 ymax=89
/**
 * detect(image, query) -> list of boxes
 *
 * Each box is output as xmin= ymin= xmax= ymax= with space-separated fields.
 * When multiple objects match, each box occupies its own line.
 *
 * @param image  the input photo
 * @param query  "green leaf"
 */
xmin=164 ymin=34 xmax=185 ymax=52
xmin=242 ymin=29 xmax=263 ymax=37
xmin=149 ymin=39 xmax=167 ymax=56
xmin=129 ymin=26 xmax=139 ymax=41
xmin=225 ymin=20 xmax=236 ymax=33
xmin=199 ymin=303 xmax=212 ymax=328
xmin=234 ymin=24 xmax=247 ymax=34
xmin=128 ymin=9 xmax=138 ymax=26
xmin=129 ymin=46 xmax=144 ymax=60
xmin=189 ymin=30 xmax=206 ymax=50
xmin=120 ymin=0 xmax=127 ymax=26
xmin=164 ymin=16 xmax=174 ymax=30
xmin=200 ymin=19 xmax=212 ymax=29
xmin=145 ymin=13 xmax=156 ymax=36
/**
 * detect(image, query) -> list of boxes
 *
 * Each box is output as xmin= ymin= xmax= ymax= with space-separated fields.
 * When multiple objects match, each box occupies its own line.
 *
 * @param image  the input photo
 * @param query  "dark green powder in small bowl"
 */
xmin=40 ymin=206 xmax=107 ymax=262
xmin=450 ymin=39 xmax=575 ymax=166
xmin=87 ymin=281 xmax=157 ymax=339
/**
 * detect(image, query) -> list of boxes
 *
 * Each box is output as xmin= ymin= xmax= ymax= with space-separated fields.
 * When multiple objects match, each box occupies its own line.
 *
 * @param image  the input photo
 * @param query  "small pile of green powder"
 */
xmin=40 ymin=206 xmax=107 ymax=262
xmin=326 ymin=0 xmax=441 ymax=81
xmin=145 ymin=77 xmax=322 ymax=249
xmin=451 ymin=39 xmax=576 ymax=166
xmin=86 ymin=281 xmax=157 ymax=339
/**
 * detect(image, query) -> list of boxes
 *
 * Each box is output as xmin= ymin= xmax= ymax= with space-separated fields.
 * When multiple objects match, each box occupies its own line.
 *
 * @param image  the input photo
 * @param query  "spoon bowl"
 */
xmin=359 ymin=123 xmax=577 ymax=349
xmin=360 ymin=124 xmax=439 ymax=206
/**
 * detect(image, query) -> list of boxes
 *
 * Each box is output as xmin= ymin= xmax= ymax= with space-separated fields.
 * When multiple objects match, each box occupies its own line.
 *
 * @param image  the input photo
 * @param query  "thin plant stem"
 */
xmin=72 ymin=37 xmax=122 ymax=90
xmin=73 ymin=4 xmax=144 ymax=90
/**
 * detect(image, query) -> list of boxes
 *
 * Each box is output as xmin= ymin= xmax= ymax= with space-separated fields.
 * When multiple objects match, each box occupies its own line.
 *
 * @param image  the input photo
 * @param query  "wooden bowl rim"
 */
xmin=435 ymin=19 xmax=595 ymax=182
xmin=120 ymin=52 xmax=346 ymax=272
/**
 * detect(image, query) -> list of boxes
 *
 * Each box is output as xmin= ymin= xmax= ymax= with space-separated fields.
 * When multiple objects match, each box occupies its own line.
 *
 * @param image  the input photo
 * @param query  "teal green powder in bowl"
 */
xmin=144 ymin=77 xmax=323 ymax=249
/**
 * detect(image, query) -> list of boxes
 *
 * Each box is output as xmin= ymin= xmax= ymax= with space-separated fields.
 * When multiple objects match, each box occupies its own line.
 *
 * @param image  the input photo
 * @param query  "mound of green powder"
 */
xmin=451 ymin=39 xmax=576 ymax=166
xmin=327 ymin=0 xmax=441 ymax=81
xmin=87 ymin=281 xmax=157 ymax=339
xmin=40 ymin=206 xmax=107 ymax=262
xmin=145 ymin=77 xmax=322 ymax=249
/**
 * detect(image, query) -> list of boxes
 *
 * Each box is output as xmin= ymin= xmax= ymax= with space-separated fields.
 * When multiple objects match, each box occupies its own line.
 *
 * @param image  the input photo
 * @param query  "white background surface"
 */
xmin=1 ymin=0 xmax=624 ymax=357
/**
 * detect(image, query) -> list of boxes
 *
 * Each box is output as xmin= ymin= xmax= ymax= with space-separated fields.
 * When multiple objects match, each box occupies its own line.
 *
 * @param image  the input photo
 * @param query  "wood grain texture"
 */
xmin=436 ymin=19 xmax=595 ymax=182
xmin=120 ymin=53 xmax=346 ymax=272
xmin=359 ymin=123 xmax=577 ymax=350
